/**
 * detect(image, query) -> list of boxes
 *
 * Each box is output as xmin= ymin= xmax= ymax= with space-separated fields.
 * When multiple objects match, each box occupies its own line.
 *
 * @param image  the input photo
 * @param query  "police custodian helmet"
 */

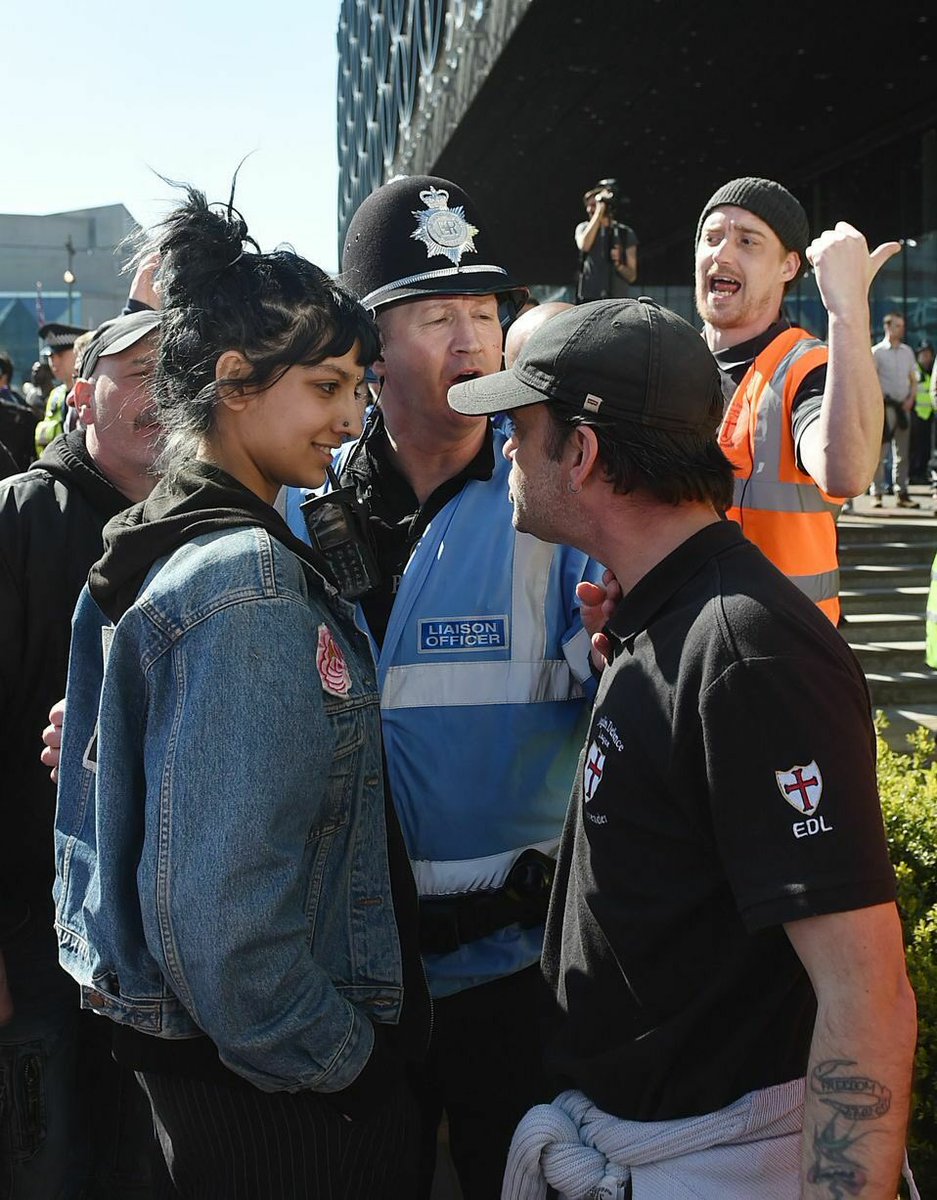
xmin=341 ymin=174 xmax=528 ymax=315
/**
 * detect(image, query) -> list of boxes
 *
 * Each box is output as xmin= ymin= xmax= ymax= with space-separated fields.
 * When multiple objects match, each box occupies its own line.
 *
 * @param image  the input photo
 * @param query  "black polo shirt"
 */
xmin=542 ymin=521 xmax=896 ymax=1121
xmin=345 ymin=416 xmax=495 ymax=648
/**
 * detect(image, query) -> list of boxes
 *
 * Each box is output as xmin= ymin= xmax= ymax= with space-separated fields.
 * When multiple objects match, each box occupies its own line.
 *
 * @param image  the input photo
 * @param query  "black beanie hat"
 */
xmin=695 ymin=177 xmax=810 ymax=278
xmin=341 ymin=174 xmax=528 ymax=313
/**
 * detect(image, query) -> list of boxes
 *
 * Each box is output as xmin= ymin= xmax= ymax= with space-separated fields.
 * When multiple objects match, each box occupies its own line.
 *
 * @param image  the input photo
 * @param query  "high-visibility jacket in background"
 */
xmin=915 ymin=367 xmax=933 ymax=420
xmin=35 ymin=384 xmax=68 ymax=457
xmin=926 ymin=549 xmax=937 ymax=669
xmin=719 ymin=326 xmax=842 ymax=625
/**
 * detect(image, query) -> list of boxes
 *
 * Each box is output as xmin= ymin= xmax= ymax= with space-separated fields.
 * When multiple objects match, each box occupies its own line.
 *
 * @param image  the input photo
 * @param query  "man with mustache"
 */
xmin=0 ymin=309 xmax=162 ymax=1197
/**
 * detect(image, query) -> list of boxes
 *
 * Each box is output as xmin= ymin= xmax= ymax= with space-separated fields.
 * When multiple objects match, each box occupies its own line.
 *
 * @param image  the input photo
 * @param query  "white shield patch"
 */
xmin=776 ymin=760 xmax=823 ymax=815
xmin=583 ymin=741 xmax=606 ymax=803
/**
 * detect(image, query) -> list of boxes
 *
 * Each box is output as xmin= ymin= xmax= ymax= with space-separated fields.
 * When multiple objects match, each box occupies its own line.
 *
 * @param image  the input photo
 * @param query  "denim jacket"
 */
xmin=54 ymin=524 xmax=403 ymax=1095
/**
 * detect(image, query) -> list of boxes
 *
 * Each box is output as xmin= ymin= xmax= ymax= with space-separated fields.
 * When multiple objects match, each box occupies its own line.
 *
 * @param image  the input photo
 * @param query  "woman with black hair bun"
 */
xmin=53 ymin=187 xmax=430 ymax=1197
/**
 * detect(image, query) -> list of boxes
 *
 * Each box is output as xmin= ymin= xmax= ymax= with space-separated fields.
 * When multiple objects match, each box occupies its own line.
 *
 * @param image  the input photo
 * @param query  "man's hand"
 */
xmin=800 ymin=223 xmax=900 ymax=497
xmin=806 ymin=223 xmax=899 ymax=320
xmin=0 ymin=949 xmax=14 ymax=1025
xmin=577 ymin=570 xmax=622 ymax=672
xmin=40 ymin=698 xmax=66 ymax=782
xmin=127 ymin=251 xmax=161 ymax=310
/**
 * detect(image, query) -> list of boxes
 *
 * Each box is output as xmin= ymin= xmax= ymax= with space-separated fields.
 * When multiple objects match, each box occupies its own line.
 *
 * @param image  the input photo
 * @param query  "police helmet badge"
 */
xmin=342 ymin=173 xmax=527 ymax=313
xmin=410 ymin=187 xmax=479 ymax=265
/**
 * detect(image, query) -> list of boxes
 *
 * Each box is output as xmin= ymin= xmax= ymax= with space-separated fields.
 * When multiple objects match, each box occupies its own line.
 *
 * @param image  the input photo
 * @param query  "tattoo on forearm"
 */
xmin=807 ymin=1059 xmax=892 ymax=1197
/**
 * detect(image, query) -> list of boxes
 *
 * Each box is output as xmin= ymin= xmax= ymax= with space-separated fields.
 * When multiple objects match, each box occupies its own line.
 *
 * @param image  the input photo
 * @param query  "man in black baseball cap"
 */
xmin=450 ymin=298 xmax=915 ymax=1200
xmin=450 ymin=296 xmax=728 ymax=544
xmin=286 ymin=175 xmax=601 ymax=1199
xmin=0 ymin=306 xmax=161 ymax=1196
xmin=694 ymin=175 xmax=899 ymax=622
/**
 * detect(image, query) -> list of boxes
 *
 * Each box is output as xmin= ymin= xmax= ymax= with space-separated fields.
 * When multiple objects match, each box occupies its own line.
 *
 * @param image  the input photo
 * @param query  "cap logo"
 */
xmin=411 ymin=187 xmax=479 ymax=265
xmin=583 ymin=394 xmax=604 ymax=413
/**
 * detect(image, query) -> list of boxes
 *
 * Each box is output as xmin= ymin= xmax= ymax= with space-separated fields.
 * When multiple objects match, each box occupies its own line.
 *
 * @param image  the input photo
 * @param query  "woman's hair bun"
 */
xmin=155 ymin=186 xmax=259 ymax=313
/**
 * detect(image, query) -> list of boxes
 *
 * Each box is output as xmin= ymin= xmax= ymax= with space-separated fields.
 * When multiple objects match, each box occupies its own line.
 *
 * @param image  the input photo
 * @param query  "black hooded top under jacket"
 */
xmin=0 ymin=430 xmax=130 ymax=940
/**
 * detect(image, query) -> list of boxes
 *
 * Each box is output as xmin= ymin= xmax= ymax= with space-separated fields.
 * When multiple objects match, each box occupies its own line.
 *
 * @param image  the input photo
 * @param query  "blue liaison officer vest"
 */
xmin=286 ymin=425 xmax=602 ymax=997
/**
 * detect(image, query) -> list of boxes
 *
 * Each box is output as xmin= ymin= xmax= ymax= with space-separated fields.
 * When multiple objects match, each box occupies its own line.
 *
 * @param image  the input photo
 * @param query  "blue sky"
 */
xmin=7 ymin=0 xmax=342 ymax=269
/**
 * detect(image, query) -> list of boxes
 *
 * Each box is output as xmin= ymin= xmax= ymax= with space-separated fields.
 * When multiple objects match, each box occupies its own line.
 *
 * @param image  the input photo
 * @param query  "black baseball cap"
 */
xmin=77 ymin=310 xmax=161 ymax=381
xmin=448 ymin=297 xmax=723 ymax=436
xmin=342 ymin=174 xmax=528 ymax=313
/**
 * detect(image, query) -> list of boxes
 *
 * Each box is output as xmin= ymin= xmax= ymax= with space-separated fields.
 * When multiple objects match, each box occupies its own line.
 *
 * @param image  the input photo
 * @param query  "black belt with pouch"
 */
xmin=418 ymin=848 xmax=556 ymax=955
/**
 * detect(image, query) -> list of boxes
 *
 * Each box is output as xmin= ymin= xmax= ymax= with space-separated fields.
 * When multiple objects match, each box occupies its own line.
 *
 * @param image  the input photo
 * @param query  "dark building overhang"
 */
xmin=335 ymin=3 xmax=935 ymax=292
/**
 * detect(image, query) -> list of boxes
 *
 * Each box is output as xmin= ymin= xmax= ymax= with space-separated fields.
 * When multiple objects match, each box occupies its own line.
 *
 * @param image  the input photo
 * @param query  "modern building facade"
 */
xmin=337 ymin=0 xmax=937 ymax=342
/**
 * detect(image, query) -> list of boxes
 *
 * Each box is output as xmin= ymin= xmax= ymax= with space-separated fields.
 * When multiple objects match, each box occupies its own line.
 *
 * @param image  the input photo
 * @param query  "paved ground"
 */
xmin=841 ymin=481 xmax=937 ymax=521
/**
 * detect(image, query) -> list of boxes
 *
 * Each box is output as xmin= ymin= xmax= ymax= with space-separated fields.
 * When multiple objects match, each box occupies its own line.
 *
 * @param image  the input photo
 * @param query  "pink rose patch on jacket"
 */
xmin=316 ymin=624 xmax=352 ymax=697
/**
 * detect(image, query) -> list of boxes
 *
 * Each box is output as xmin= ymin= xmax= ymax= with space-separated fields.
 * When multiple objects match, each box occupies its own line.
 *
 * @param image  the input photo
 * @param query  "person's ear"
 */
xmin=215 ymin=350 xmax=253 ymax=410
xmin=780 ymin=251 xmax=800 ymax=283
xmin=73 ymin=379 xmax=94 ymax=424
xmin=568 ymin=424 xmax=601 ymax=490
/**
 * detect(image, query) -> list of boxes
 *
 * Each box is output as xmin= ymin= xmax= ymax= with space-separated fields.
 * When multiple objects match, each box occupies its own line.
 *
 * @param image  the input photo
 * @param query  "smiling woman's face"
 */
xmin=207 ymin=345 xmax=368 ymax=505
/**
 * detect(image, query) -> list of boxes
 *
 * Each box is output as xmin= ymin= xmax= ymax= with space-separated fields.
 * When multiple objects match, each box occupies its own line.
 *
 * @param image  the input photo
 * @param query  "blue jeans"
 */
xmin=0 ymin=917 xmax=157 ymax=1199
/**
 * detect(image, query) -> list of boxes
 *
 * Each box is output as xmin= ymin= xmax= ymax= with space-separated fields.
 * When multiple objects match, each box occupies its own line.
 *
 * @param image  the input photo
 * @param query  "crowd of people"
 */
xmin=0 ymin=171 xmax=922 ymax=1199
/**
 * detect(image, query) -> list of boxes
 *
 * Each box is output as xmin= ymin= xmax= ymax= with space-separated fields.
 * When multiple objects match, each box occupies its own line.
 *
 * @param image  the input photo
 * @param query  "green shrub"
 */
xmin=876 ymin=720 xmax=937 ymax=1194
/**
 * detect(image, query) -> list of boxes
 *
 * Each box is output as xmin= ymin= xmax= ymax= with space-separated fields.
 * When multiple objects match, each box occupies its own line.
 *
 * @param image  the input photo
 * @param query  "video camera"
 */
xmin=593 ymin=178 xmax=624 ymax=218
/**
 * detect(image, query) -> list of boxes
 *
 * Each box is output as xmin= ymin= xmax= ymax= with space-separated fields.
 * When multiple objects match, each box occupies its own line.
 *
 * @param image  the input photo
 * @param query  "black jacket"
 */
xmin=0 ymin=431 xmax=130 ymax=939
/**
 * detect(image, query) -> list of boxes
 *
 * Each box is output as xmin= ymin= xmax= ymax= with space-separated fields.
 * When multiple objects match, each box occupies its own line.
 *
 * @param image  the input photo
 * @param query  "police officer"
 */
xmin=34 ymin=321 xmax=89 ymax=455
xmin=287 ymin=175 xmax=602 ymax=1199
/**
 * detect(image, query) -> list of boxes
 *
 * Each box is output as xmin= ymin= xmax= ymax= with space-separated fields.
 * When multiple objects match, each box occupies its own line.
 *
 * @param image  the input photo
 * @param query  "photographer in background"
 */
xmin=574 ymin=179 xmax=638 ymax=301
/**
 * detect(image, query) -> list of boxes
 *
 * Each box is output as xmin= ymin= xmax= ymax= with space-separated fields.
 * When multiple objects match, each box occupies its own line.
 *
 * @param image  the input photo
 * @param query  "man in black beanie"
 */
xmin=694 ymin=176 xmax=897 ymax=624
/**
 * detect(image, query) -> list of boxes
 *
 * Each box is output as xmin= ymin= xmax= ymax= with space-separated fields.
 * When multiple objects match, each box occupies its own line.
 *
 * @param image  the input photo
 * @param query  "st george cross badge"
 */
xmin=410 ymin=187 xmax=479 ymax=264
xmin=775 ymin=760 xmax=823 ymax=815
xmin=583 ymin=741 xmax=605 ymax=803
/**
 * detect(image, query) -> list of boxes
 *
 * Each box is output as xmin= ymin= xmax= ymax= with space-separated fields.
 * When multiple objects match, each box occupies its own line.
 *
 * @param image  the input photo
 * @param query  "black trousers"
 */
xmin=413 ymin=964 xmax=553 ymax=1200
xmin=139 ymin=1071 xmax=420 ymax=1199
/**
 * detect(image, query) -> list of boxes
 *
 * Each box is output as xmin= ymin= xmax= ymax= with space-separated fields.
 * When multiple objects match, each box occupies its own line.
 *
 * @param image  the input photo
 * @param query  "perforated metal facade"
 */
xmin=336 ymin=0 xmax=529 ymax=255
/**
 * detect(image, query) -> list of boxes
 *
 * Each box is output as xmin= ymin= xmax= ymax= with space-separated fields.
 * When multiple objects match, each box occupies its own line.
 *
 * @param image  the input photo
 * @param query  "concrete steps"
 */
xmin=836 ymin=489 xmax=937 ymax=745
xmin=839 ymin=583 xmax=930 ymax=615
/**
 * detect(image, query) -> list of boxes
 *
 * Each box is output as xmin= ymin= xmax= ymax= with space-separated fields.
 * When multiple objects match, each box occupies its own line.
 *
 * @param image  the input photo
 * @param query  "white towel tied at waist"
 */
xmin=501 ymin=1079 xmax=806 ymax=1200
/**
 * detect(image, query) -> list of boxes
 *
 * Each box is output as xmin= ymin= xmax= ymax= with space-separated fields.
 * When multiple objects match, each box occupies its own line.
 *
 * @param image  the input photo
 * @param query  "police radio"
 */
xmin=300 ymin=407 xmax=382 ymax=601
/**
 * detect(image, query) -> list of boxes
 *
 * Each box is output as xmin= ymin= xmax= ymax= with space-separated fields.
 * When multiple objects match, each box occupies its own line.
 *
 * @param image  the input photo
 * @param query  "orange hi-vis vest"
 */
xmin=719 ymin=326 xmax=843 ymax=625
